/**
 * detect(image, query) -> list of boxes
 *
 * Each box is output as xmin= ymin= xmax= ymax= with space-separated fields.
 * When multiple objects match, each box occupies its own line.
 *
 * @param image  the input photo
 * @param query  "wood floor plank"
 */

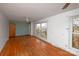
xmin=0 ymin=35 xmax=75 ymax=56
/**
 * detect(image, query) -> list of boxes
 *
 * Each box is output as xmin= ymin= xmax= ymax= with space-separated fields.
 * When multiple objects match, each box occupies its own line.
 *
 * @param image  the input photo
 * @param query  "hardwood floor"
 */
xmin=0 ymin=35 xmax=74 ymax=56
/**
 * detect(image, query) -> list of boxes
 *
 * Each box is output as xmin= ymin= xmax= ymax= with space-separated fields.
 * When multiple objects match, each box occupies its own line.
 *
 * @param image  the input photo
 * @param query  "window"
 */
xmin=72 ymin=18 xmax=79 ymax=49
xmin=35 ymin=24 xmax=41 ymax=36
xmin=41 ymin=23 xmax=47 ymax=38
xmin=35 ymin=22 xmax=47 ymax=39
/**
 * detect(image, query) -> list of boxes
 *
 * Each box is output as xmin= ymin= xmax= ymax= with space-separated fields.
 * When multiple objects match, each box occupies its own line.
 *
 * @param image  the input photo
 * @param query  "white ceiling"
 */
xmin=0 ymin=3 xmax=79 ymax=22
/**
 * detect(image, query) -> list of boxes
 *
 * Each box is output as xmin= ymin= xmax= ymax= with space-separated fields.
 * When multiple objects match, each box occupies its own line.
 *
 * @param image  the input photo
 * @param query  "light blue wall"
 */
xmin=10 ymin=20 xmax=31 ymax=36
xmin=15 ymin=21 xmax=30 ymax=36
xmin=0 ymin=14 xmax=8 ymax=52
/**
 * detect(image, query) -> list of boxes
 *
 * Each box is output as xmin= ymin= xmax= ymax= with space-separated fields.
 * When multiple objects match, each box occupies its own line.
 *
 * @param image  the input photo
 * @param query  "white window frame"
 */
xmin=34 ymin=21 xmax=47 ymax=40
xmin=70 ymin=16 xmax=79 ymax=51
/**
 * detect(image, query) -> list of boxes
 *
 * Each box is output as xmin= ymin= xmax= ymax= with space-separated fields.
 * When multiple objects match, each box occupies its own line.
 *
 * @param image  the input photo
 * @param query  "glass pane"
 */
xmin=72 ymin=34 xmax=79 ymax=49
xmin=41 ymin=23 xmax=47 ymax=38
xmin=35 ymin=22 xmax=47 ymax=39
xmin=35 ymin=24 xmax=41 ymax=35
xmin=72 ymin=18 xmax=79 ymax=49
xmin=73 ymin=18 xmax=79 ymax=33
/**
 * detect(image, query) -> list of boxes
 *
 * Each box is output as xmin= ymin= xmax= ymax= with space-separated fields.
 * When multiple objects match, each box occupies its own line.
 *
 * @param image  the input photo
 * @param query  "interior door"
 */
xmin=9 ymin=23 xmax=16 ymax=37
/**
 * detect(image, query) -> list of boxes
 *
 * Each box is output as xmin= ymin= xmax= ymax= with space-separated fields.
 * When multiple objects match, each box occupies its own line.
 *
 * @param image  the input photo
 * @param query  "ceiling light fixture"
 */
xmin=25 ymin=17 xmax=29 ymax=23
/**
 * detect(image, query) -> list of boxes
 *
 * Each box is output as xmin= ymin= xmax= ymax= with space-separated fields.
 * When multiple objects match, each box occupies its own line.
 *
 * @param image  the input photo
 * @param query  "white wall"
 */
xmin=47 ymin=8 xmax=79 ymax=55
xmin=31 ymin=8 xmax=79 ymax=55
xmin=0 ymin=14 xmax=8 ymax=52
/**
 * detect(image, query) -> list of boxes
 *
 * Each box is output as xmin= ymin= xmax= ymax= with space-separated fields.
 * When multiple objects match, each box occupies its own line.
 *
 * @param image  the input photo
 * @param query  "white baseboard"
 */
xmin=0 ymin=39 xmax=8 ymax=53
xmin=34 ymin=35 xmax=79 ymax=56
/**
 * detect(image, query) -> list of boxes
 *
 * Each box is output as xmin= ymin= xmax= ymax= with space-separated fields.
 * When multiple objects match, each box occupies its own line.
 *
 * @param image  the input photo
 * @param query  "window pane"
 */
xmin=72 ymin=34 xmax=79 ymax=49
xmin=73 ymin=19 xmax=79 ymax=33
xmin=41 ymin=23 xmax=47 ymax=38
xmin=72 ymin=18 xmax=79 ymax=49
xmin=35 ymin=24 xmax=41 ymax=36
xmin=35 ymin=22 xmax=47 ymax=39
